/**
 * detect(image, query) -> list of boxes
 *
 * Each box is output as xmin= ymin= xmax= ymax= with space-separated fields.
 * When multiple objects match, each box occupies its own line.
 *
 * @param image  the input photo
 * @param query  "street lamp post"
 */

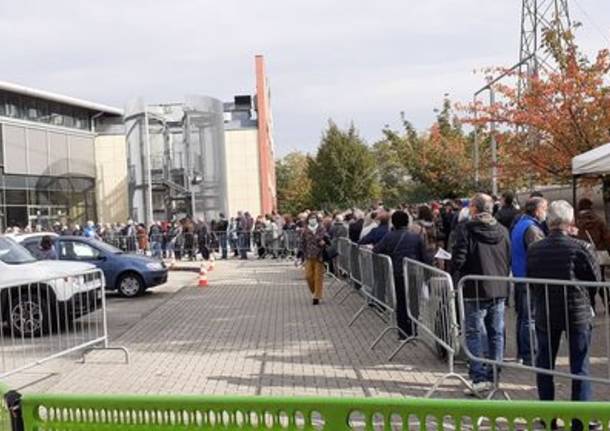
xmin=144 ymin=108 xmax=154 ymax=226
xmin=489 ymin=79 xmax=498 ymax=196
xmin=472 ymin=53 xmax=535 ymax=194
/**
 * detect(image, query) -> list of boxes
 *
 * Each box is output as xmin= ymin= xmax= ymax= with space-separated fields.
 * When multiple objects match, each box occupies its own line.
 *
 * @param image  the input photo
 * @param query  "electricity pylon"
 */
xmin=518 ymin=0 xmax=571 ymax=96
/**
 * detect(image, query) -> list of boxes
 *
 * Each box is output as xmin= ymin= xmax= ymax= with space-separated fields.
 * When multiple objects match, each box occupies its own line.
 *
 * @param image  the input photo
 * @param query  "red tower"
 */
xmin=255 ymin=55 xmax=277 ymax=214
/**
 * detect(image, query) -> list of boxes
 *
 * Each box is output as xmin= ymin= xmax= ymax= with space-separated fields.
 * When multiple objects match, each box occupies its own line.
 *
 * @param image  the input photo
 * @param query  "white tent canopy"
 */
xmin=572 ymin=143 xmax=610 ymax=176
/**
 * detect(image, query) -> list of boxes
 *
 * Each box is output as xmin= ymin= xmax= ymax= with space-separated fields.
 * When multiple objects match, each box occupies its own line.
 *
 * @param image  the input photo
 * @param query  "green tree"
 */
xmin=389 ymin=100 xmax=478 ymax=199
xmin=308 ymin=121 xmax=379 ymax=209
xmin=372 ymin=136 xmax=412 ymax=207
xmin=275 ymin=151 xmax=312 ymax=214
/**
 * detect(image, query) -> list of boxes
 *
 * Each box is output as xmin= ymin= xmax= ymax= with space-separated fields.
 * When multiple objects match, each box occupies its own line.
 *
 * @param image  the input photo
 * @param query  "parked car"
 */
xmin=0 ymin=236 xmax=103 ymax=337
xmin=12 ymin=233 xmax=168 ymax=298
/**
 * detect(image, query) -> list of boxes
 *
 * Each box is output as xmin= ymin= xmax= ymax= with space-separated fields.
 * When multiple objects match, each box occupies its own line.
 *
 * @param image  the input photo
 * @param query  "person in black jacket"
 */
xmin=527 ymin=200 xmax=600 ymax=410
xmin=348 ymin=210 xmax=364 ymax=243
xmin=374 ymin=210 xmax=430 ymax=337
xmin=495 ymin=191 xmax=520 ymax=230
xmin=451 ymin=193 xmax=511 ymax=395
xmin=215 ymin=213 xmax=229 ymax=259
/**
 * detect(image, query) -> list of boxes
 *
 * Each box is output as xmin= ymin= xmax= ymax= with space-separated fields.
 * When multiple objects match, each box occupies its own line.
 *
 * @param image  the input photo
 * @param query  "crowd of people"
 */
xmin=296 ymin=191 xmax=608 ymax=414
xmin=3 ymin=211 xmax=303 ymax=262
xmin=3 ymin=191 xmax=608 ymax=411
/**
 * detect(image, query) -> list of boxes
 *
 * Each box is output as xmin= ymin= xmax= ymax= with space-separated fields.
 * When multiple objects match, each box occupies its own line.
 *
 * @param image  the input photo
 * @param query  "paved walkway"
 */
xmin=14 ymin=259 xmax=610 ymax=400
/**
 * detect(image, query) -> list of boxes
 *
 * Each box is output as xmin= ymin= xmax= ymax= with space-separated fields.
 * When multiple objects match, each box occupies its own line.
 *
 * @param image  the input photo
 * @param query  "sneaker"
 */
xmin=313 ymin=299 xmax=320 ymax=305
xmin=463 ymin=381 xmax=493 ymax=397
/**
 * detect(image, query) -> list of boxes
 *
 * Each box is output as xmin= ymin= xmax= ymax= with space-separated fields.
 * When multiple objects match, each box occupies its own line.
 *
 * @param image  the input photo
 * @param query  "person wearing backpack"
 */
xmin=410 ymin=205 xmax=439 ymax=262
xmin=373 ymin=210 xmax=430 ymax=338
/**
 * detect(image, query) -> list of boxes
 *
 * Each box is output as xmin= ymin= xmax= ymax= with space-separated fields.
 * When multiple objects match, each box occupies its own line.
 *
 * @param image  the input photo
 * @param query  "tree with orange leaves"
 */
xmin=388 ymin=99 xmax=479 ymax=198
xmin=465 ymin=29 xmax=610 ymax=184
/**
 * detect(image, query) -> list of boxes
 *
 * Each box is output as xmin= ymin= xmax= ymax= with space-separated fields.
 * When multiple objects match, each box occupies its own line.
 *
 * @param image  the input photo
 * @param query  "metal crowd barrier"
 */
xmin=2 ymin=385 xmax=610 ymax=431
xmin=338 ymin=242 xmax=363 ymax=305
xmin=254 ymin=230 xmax=300 ymax=259
xmin=348 ymin=247 xmax=375 ymax=324
xmin=261 ymin=230 xmax=281 ymax=257
xmin=332 ymin=238 xmax=352 ymax=299
xmin=283 ymin=230 xmax=301 ymax=258
xmin=396 ymin=258 xmax=470 ymax=397
xmin=456 ymin=275 xmax=610 ymax=400
xmin=102 ymin=234 xmax=138 ymax=253
xmin=211 ymin=230 xmax=229 ymax=258
xmin=173 ymin=232 xmax=199 ymax=260
xmin=102 ymin=229 xmax=302 ymax=262
xmin=103 ymin=233 xmax=201 ymax=260
xmin=348 ymin=248 xmax=404 ymax=350
xmin=0 ymin=269 xmax=129 ymax=380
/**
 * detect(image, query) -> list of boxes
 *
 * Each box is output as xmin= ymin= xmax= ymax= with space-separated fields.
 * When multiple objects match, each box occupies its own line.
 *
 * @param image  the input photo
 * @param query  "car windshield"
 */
xmin=0 ymin=237 xmax=37 ymax=264
xmin=87 ymin=238 xmax=123 ymax=254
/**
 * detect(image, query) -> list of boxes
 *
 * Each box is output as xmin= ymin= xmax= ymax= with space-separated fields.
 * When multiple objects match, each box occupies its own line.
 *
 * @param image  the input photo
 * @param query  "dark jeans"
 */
xmin=536 ymin=324 xmax=592 ymax=402
xmin=464 ymin=298 xmax=506 ymax=383
xmin=230 ymin=238 xmax=238 ymax=256
xmin=394 ymin=274 xmax=415 ymax=337
xmin=515 ymin=283 xmax=535 ymax=365
xmin=217 ymin=233 xmax=228 ymax=259
xmin=199 ymin=242 xmax=210 ymax=260
xmin=151 ymin=241 xmax=162 ymax=259
xmin=239 ymin=233 xmax=250 ymax=259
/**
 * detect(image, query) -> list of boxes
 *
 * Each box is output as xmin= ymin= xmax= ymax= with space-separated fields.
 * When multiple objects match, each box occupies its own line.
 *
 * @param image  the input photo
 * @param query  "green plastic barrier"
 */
xmin=1 ymin=380 xmax=14 ymax=431
xmin=6 ymin=392 xmax=610 ymax=431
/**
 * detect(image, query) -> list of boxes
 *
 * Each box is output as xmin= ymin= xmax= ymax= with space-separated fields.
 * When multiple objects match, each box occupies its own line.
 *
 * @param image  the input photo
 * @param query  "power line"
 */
xmin=572 ymin=0 xmax=610 ymax=45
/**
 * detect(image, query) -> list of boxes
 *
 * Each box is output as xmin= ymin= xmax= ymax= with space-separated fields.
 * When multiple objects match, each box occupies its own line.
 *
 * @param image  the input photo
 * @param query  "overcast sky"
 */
xmin=1 ymin=1 xmax=609 ymax=157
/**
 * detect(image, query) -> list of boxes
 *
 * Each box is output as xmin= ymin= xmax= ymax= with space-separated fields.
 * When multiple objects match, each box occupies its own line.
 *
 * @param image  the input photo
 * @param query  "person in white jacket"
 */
xmin=359 ymin=211 xmax=378 ymax=240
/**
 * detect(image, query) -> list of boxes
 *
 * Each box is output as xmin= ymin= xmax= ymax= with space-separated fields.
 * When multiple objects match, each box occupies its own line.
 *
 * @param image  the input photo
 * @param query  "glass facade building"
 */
xmin=0 ymin=83 xmax=122 ymax=231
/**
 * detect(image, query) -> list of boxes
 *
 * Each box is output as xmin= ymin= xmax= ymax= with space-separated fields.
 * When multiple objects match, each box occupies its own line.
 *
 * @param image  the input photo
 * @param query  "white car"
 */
xmin=0 ymin=235 xmax=104 ymax=337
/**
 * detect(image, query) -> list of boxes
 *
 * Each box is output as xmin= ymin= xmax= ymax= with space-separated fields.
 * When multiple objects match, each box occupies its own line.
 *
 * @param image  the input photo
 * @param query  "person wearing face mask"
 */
xmin=510 ymin=196 xmax=548 ymax=366
xmin=300 ymin=215 xmax=330 ymax=305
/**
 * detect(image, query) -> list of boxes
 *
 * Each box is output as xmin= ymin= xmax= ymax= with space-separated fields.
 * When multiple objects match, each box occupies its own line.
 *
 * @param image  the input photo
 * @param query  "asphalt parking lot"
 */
xmin=104 ymin=269 xmax=198 ymax=339
xmin=3 ymin=267 xmax=198 ymax=392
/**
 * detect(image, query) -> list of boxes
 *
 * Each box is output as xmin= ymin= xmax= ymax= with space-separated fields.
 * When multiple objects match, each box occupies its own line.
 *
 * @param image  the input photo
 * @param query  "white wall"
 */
xmin=95 ymin=135 xmax=129 ymax=223
xmin=224 ymin=128 xmax=261 ymax=217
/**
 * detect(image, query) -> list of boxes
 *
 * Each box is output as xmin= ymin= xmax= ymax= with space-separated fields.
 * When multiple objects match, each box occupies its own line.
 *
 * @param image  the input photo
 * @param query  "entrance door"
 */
xmin=28 ymin=206 xmax=69 ymax=230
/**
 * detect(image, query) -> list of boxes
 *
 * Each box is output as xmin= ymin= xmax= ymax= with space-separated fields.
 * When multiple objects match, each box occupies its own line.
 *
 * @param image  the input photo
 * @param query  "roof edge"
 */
xmin=0 ymin=80 xmax=123 ymax=116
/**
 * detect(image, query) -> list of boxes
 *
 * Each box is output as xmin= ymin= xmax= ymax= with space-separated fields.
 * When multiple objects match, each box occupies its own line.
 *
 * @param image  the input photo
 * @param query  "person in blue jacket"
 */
xmin=511 ymin=196 xmax=547 ymax=365
xmin=359 ymin=210 xmax=390 ymax=246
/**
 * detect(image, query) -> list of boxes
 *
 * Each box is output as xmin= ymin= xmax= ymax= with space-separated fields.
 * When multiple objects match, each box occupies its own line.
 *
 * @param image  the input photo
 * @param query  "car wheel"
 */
xmin=9 ymin=289 xmax=50 ymax=337
xmin=117 ymin=273 xmax=144 ymax=298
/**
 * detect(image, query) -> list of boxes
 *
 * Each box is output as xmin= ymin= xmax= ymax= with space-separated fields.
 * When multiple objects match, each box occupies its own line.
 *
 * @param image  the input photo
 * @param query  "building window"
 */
xmin=5 ymin=189 xmax=27 ymax=205
xmin=49 ymin=102 xmax=64 ymax=126
xmin=62 ymin=105 xmax=74 ymax=128
xmin=36 ymin=100 xmax=49 ymax=123
xmin=5 ymin=94 xmax=21 ymax=118
xmin=0 ymin=90 xmax=93 ymax=131
xmin=0 ymin=173 xmax=96 ymax=229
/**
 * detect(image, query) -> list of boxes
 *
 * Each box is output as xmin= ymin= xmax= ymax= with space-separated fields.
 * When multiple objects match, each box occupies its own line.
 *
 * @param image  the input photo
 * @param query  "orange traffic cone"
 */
xmin=208 ymin=256 xmax=216 ymax=272
xmin=198 ymin=265 xmax=209 ymax=287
